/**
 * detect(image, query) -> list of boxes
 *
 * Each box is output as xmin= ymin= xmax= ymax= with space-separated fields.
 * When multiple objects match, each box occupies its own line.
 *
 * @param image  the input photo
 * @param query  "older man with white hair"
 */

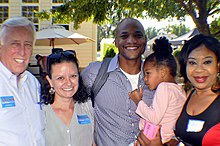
xmin=0 ymin=17 xmax=45 ymax=146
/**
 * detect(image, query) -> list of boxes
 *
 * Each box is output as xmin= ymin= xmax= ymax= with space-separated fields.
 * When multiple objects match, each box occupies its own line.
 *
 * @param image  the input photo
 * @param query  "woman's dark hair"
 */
xmin=41 ymin=50 xmax=89 ymax=105
xmin=35 ymin=54 xmax=42 ymax=60
xmin=144 ymin=36 xmax=177 ymax=77
xmin=178 ymin=34 xmax=220 ymax=92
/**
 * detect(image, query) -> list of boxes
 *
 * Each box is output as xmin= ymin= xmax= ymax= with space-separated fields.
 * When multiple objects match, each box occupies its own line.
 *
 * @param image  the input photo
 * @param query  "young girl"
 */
xmin=129 ymin=37 xmax=186 ymax=144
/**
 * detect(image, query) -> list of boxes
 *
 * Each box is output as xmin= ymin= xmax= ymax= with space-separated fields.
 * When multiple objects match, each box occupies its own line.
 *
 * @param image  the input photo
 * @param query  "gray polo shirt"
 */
xmin=82 ymin=55 xmax=154 ymax=146
xmin=43 ymin=101 xmax=94 ymax=146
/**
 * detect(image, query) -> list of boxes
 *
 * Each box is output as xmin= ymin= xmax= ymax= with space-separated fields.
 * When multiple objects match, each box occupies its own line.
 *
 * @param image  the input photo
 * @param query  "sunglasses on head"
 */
xmin=47 ymin=50 xmax=76 ymax=60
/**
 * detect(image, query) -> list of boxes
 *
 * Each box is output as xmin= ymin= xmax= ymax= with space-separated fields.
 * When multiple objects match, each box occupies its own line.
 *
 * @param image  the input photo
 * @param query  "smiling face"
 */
xmin=0 ymin=27 xmax=34 ymax=75
xmin=187 ymin=45 xmax=219 ymax=91
xmin=47 ymin=61 xmax=79 ymax=100
xmin=115 ymin=19 xmax=146 ymax=61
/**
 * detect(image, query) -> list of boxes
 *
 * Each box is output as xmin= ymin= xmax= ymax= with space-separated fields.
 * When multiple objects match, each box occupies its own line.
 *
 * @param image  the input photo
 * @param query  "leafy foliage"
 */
xmin=172 ymin=48 xmax=181 ymax=60
xmin=103 ymin=48 xmax=116 ymax=59
xmin=146 ymin=27 xmax=158 ymax=41
xmin=37 ymin=0 xmax=220 ymax=36
xmin=210 ymin=16 xmax=220 ymax=40
xmin=164 ymin=24 xmax=189 ymax=36
xmin=97 ymin=24 xmax=116 ymax=50
xmin=101 ymin=43 xmax=118 ymax=60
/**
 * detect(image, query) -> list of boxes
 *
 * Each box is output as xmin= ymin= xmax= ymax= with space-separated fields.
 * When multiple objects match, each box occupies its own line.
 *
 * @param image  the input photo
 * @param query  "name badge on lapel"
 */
xmin=77 ymin=114 xmax=91 ymax=124
xmin=0 ymin=96 xmax=16 ymax=108
xmin=186 ymin=119 xmax=205 ymax=132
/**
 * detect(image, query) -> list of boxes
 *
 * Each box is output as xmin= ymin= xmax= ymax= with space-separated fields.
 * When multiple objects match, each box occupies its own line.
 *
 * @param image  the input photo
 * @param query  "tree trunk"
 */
xmin=180 ymin=0 xmax=211 ymax=36
xmin=194 ymin=18 xmax=211 ymax=36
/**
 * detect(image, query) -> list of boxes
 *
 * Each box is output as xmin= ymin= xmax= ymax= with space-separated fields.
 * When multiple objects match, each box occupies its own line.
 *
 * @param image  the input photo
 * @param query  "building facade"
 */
xmin=0 ymin=0 xmax=97 ymax=68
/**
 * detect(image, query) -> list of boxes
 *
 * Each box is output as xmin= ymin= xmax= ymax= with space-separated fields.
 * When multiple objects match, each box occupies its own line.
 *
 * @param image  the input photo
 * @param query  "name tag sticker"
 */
xmin=186 ymin=119 xmax=205 ymax=132
xmin=0 ymin=96 xmax=16 ymax=108
xmin=77 ymin=114 xmax=91 ymax=124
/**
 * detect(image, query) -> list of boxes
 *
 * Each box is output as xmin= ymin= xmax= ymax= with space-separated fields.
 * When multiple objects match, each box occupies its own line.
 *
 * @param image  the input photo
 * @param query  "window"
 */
xmin=22 ymin=6 xmax=39 ymax=23
xmin=52 ymin=0 xmax=64 ymax=3
xmin=22 ymin=0 xmax=39 ymax=3
xmin=0 ymin=0 xmax=8 ymax=3
xmin=0 ymin=6 xmax=8 ymax=23
xmin=51 ymin=6 xmax=69 ymax=30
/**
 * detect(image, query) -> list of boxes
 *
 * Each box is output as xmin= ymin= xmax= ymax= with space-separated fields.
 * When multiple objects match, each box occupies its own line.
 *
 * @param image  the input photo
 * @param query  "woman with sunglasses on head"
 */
xmin=41 ymin=50 xmax=95 ymax=146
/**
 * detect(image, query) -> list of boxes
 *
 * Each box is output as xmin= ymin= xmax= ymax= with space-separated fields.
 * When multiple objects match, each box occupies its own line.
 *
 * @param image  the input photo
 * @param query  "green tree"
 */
xmin=145 ymin=27 xmax=158 ymax=41
xmin=165 ymin=24 xmax=190 ymax=36
xmin=103 ymin=48 xmax=116 ymax=59
xmin=37 ymin=0 xmax=220 ymax=37
xmin=210 ymin=16 xmax=220 ymax=40
xmin=97 ymin=23 xmax=116 ymax=50
xmin=172 ymin=48 xmax=181 ymax=60
xmin=144 ymin=24 xmax=189 ymax=41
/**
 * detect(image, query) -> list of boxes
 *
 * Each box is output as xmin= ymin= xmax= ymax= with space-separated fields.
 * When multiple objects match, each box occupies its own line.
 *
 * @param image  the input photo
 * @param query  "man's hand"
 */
xmin=134 ymin=128 xmax=163 ymax=146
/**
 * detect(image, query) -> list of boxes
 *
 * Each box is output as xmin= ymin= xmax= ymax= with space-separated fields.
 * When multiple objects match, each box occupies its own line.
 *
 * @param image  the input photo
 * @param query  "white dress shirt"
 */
xmin=0 ymin=61 xmax=45 ymax=146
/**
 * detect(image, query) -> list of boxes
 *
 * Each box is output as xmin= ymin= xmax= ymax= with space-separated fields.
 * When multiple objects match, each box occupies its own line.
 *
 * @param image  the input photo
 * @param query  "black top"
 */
xmin=175 ymin=90 xmax=220 ymax=146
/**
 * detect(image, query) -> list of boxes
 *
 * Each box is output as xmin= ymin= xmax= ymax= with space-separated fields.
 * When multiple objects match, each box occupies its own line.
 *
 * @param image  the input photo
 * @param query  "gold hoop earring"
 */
xmin=49 ymin=87 xmax=55 ymax=94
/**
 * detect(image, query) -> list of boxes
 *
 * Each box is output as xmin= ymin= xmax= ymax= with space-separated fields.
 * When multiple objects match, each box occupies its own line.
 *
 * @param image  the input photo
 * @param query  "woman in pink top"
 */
xmin=129 ymin=37 xmax=186 ymax=145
